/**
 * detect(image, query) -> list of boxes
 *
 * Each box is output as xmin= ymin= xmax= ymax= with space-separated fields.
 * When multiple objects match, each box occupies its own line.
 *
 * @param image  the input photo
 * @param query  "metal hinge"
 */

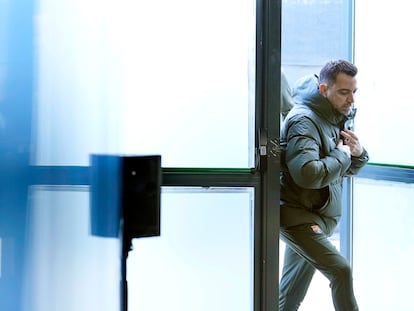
xmin=256 ymin=128 xmax=268 ymax=172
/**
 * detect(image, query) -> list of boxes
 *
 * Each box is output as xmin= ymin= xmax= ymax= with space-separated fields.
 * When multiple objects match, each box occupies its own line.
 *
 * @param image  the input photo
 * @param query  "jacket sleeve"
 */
xmin=284 ymin=116 xmax=351 ymax=189
xmin=345 ymin=148 xmax=369 ymax=176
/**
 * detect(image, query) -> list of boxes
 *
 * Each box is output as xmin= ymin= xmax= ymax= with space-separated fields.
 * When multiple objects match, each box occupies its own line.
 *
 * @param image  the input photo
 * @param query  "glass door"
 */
xmin=280 ymin=1 xmax=354 ymax=309
xmin=0 ymin=0 xmax=281 ymax=310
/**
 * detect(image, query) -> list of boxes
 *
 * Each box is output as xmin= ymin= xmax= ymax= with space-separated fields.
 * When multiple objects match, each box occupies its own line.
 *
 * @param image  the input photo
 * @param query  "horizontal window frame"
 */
xmin=357 ymin=163 xmax=414 ymax=184
xmin=29 ymin=166 xmax=261 ymax=187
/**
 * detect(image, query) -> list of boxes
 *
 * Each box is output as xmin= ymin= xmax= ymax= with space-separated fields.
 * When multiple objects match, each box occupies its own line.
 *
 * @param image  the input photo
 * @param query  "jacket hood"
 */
xmin=292 ymin=74 xmax=353 ymax=127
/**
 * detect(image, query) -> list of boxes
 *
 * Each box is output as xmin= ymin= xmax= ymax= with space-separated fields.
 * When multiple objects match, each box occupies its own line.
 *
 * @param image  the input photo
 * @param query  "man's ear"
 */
xmin=319 ymin=83 xmax=328 ymax=97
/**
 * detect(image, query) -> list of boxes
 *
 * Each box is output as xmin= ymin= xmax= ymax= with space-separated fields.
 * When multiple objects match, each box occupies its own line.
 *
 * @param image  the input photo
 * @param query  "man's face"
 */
xmin=319 ymin=72 xmax=358 ymax=116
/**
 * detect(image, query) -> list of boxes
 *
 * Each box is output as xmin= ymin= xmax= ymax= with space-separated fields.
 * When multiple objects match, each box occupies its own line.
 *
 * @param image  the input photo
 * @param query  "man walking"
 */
xmin=279 ymin=60 xmax=369 ymax=310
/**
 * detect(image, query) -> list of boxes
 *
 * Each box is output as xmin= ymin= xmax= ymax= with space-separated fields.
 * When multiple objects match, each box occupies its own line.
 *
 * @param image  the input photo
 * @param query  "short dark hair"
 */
xmin=319 ymin=60 xmax=358 ymax=86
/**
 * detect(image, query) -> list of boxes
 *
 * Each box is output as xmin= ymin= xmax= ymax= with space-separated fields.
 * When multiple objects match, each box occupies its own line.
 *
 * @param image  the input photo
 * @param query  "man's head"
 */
xmin=318 ymin=60 xmax=358 ymax=116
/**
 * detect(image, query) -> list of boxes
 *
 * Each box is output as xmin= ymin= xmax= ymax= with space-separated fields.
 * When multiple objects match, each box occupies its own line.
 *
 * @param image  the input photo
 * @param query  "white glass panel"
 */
xmin=353 ymin=178 xmax=414 ymax=311
xmin=355 ymin=1 xmax=413 ymax=165
xmin=33 ymin=0 xmax=256 ymax=168
xmin=127 ymin=187 xmax=254 ymax=311
xmin=22 ymin=186 xmax=121 ymax=311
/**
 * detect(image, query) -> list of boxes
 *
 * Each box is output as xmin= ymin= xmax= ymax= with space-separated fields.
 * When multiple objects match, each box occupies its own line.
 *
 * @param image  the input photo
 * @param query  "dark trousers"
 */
xmin=279 ymin=224 xmax=359 ymax=311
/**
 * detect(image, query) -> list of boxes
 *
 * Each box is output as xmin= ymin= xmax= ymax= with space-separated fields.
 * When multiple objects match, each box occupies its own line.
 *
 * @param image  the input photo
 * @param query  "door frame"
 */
xmin=31 ymin=0 xmax=282 ymax=309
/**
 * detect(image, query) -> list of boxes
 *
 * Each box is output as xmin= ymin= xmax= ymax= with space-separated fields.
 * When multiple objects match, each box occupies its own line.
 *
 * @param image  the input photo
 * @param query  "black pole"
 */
xmin=121 ymin=230 xmax=132 ymax=311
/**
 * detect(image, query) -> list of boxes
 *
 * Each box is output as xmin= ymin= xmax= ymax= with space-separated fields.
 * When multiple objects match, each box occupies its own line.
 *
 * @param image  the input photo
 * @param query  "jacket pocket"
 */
xmin=313 ymin=185 xmax=331 ymax=213
xmin=300 ymin=186 xmax=330 ymax=212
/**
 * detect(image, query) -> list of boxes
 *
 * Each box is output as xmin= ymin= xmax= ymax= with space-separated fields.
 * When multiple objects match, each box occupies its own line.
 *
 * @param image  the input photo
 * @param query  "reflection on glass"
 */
xmin=282 ymin=0 xmax=350 ymax=84
xmin=0 ymin=0 xmax=6 ymax=106
xmin=33 ymin=0 xmax=256 ymax=168
xmin=353 ymin=177 xmax=414 ymax=310
xmin=22 ymin=186 xmax=121 ymax=311
xmin=127 ymin=187 xmax=254 ymax=311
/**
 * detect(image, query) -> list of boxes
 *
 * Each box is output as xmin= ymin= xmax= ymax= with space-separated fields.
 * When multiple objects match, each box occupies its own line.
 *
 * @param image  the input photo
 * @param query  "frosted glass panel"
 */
xmin=355 ymin=1 xmax=413 ymax=165
xmin=353 ymin=178 xmax=414 ymax=311
xmin=33 ymin=0 xmax=256 ymax=168
xmin=127 ymin=187 xmax=254 ymax=311
xmin=22 ymin=186 xmax=121 ymax=311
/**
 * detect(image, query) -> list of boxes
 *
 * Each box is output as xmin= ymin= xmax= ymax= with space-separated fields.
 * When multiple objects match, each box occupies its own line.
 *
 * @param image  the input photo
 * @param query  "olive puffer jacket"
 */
xmin=280 ymin=74 xmax=369 ymax=235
